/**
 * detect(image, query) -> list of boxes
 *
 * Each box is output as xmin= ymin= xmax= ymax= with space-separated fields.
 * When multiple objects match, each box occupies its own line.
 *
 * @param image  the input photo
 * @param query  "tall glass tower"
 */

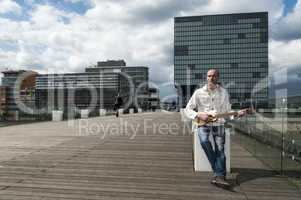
xmin=174 ymin=12 xmax=268 ymax=108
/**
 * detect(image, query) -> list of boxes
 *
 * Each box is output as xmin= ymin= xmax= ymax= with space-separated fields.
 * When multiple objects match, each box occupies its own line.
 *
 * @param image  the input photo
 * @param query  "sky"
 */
xmin=0 ymin=0 xmax=300 ymax=100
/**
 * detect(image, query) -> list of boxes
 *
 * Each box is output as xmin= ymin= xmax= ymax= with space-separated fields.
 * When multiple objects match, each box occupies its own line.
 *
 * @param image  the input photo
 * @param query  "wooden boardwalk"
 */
xmin=0 ymin=112 xmax=300 ymax=199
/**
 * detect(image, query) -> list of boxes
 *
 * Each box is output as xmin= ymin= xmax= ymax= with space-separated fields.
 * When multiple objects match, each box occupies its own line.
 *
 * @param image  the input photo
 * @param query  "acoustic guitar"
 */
xmin=193 ymin=108 xmax=253 ymax=127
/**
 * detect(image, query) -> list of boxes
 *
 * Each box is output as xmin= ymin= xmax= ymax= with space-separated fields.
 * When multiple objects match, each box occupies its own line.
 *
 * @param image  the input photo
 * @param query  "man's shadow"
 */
xmin=209 ymin=168 xmax=275 ymax=192
xmin=229 ymin=168 xmax=300 ymax=188
xmin=231 ymin=168 xmax=276 ymax=185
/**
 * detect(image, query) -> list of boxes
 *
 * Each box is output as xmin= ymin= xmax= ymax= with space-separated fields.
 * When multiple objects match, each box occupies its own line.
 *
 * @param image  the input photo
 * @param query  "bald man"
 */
xmin=185 ymin=69 xmax=246 ymax=186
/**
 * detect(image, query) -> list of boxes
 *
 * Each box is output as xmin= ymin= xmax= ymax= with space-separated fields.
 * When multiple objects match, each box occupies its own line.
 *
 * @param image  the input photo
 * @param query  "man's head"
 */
xmin=207 ymin=69 xmax=219 ymax=86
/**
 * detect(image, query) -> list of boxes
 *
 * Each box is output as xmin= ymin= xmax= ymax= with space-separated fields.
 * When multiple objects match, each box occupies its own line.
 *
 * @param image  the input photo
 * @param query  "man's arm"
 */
xmin=220 ymin=89 xmax=246 ymax=118
xmin=184 ymin=91 xmax=211 ymax=121
xmin=184 ymin=91 xmax=198 ymax=120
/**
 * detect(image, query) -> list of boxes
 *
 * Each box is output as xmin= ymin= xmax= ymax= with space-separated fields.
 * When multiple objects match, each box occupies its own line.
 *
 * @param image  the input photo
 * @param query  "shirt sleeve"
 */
xmin=184 ymin=91 xmax=198 ymax=120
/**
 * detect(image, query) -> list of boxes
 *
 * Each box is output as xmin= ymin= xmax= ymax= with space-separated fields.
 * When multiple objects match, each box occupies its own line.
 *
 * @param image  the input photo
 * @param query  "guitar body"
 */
xmin=194 ymin=116 xmax=218 ymax=127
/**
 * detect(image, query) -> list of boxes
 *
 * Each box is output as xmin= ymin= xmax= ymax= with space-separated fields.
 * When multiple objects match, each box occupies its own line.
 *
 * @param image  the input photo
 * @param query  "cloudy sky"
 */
xmin=0 ymin=0 xmax=300 ymax=98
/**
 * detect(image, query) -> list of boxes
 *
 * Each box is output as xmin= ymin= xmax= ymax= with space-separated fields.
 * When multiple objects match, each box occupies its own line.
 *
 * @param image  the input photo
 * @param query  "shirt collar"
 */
xmin=203 ymin=84 xmax=220 ymax=93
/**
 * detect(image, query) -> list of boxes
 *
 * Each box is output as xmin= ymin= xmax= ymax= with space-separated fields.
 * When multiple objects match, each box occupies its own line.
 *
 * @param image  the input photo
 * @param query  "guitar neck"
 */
xmin=215 ymin=111 xmax=238 ymax=118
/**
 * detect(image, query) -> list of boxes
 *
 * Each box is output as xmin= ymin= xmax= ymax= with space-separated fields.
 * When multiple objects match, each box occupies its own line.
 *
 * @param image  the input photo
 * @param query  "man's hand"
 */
xmin=237 ymin=109 xmax=247 ymax=117
xmin=207 ymin=110 xmax=217 ymax=117
xmin=197 ymin=112 xmax=209 ymax=122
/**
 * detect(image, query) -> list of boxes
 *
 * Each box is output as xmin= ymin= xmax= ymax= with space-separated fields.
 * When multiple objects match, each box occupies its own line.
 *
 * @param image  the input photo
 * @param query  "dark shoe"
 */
xmin=215 ymin=176 xmax=230 ymax=186
xmin=211 ymin=176 xmax=217 ymax=184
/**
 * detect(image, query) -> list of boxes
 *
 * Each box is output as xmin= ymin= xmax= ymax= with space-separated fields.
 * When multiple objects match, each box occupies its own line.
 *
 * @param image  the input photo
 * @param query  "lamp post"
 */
xmin=186 ymin=65 xmax=192 ymax=107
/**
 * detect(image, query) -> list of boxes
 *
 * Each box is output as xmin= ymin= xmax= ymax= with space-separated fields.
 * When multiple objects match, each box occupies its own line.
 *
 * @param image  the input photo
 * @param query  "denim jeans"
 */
xmin=197 ymin=125 xmax=226 ymax=177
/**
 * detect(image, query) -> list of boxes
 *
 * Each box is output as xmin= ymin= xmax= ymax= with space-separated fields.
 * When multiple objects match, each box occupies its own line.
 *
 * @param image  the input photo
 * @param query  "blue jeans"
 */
xmin=197 ymin=125 xmax=226 ymax=177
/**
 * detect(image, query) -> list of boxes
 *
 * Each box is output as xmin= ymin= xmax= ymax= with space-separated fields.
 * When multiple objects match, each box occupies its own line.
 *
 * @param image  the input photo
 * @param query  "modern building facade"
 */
xmin=174 ymin=12 xmax=268 ymax=108
xmin=147 ymin=87 xmax=160 ymax=111
xmin=36 ymin=72 xmax=108 ymax=118
xmin=1 ymin=70 xmax=37 ymax=120
xmin=86 ymin=60 xmax=149 ymax=110
xmin=35 ymin=60 xmax=149 ymax=118
xmin=0 ymin=86 xmax=6 ymax=119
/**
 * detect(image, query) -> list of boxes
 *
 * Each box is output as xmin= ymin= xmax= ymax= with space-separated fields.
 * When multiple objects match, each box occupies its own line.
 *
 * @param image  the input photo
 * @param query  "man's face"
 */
xmin=207 ymin=70 xmax=219 ymax=85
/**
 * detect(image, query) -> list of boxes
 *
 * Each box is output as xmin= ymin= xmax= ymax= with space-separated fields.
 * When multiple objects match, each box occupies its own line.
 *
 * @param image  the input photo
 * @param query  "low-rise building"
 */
xmin=35 ymin=60 xmax=149 ymax=118
xmin=86 ymin=60 xmax=149 ymax=110
xmin=1 ymin=70 xmax=37 ymax=121
xmin=0 ymin=86 xmax=6 ymax=119
xmin=147 ymin=87 xmax=160 ymax=111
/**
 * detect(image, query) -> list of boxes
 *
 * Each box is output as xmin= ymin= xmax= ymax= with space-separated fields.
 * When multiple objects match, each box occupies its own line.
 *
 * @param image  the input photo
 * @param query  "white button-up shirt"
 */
xmin=184 ymin=84 xmax=232 ymax=125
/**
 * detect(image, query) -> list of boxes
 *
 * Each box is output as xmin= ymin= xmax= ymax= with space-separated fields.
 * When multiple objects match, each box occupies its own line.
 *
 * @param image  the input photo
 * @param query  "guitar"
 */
xmin=193 ymin=108 xmax=253 ymax=127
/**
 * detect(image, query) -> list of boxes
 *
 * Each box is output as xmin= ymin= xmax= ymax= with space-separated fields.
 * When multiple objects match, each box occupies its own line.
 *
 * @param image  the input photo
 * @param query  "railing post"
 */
xmin=281 ymin=98 xmax=286 ymax=175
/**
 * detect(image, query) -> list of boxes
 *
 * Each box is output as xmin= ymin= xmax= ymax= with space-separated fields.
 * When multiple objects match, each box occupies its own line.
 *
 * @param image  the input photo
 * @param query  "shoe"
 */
xmin=211 ymin=176 xmax=217 ymax=184
xmin=215 ymin=176 xmax=230 ymax=186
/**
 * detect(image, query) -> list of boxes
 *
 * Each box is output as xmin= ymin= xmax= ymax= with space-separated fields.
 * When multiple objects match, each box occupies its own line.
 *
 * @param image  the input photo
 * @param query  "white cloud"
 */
xmin=268 ymin=0 xmax=301 ymax=78
xmin=0 ymin=0 xmax=22 ymax=15
xmin=64 ymin=0 xmax=89 ymax=3
xmin=0 ymin=18 xmax=21 ymax=43
xmin=64 ymin=0 xmax=82 ymax=3
xmin=24 ymin=0 xmax=35 ymax=5
xmin=0 ymin=49 xmax=16 ymax=67
xmin=16 ymin=50 xmax=38 ymax=67
xmin=0 ymin=0 xmax=300 ymax=96
xmin=273 ymin=0 xmax=301 ymax=40
xmin=29 ymin=4 xmax=77 ymax=28
xmin=270 ymin=39 xmax=301 ymax=72
xmin=198 ymin=0 xmax=283 ymax=21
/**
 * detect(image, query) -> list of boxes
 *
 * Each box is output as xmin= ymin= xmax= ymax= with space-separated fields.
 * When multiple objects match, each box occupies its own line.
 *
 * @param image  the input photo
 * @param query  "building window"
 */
xmin=175 ymin=46 xmax=189 ymax=56
xmin=260 ymin=62 xmax=267 ymax=68
xmin=252 ymin=23 xmax=260 ymax=28
xmin=244 ymin=93 xmax=251 ymax=99
xmin=252 ymin=72 xmax=260 ymax=78
xmin=223 ymin=38 xmax=231 ymax=44
xmin=238 ymin=33 xmax=246 ymax=39
xmin=231 ymin=63 xmax=239 ymax=68
xmin=188 ymin=64 xmax=195 ymax=69
xmin=195 ymin=73 xmax=203 ymax=79
xmin=260 ymin=32 xmax=268 ymax=43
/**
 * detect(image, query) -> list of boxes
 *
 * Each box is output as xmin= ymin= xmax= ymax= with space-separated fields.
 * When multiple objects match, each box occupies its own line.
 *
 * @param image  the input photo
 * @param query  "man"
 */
xmin=185 ymin=69 xmax=246 ymax=186
xmin=114 ymin=93 xmax=123 ymax=117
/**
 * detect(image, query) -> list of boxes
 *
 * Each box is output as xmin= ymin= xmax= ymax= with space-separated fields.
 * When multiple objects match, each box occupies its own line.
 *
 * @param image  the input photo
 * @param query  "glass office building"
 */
xmin=174 ymin=12 xmax=268 ymax=108
xmin=35 ymin=60 xmax=149 ymax=118
xmin=85 ymin=61 xmax=149 ymax=110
